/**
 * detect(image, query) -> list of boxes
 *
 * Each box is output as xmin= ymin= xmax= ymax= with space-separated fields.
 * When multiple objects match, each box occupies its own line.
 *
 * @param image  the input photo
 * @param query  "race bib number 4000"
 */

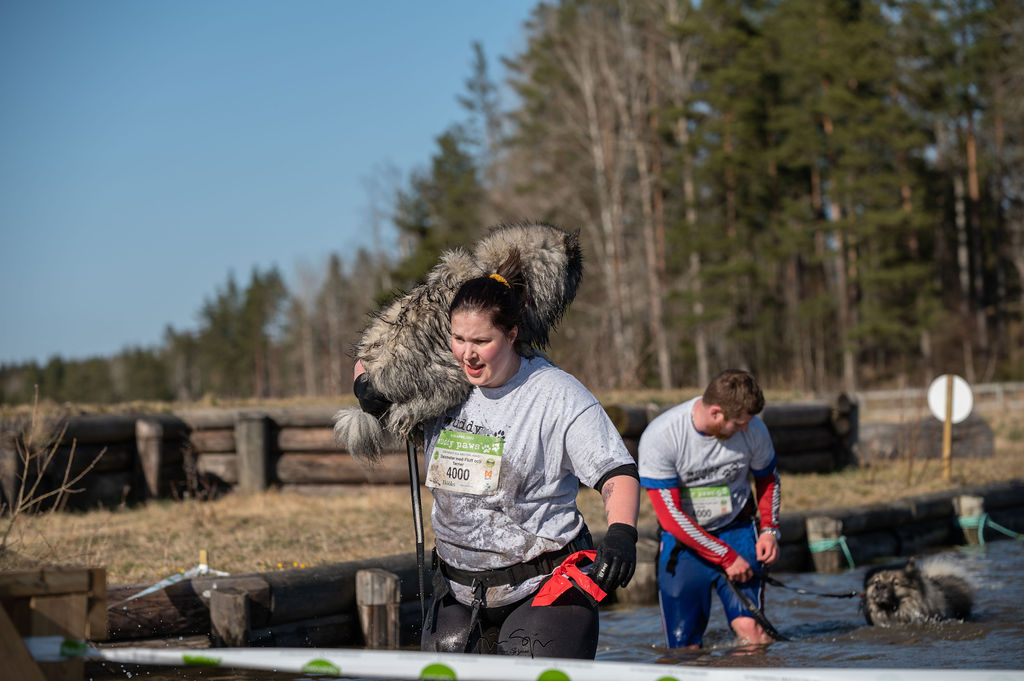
xmin=682 ymin=485 xmax=733 ymax=525
xmin=426 ymin=430 xmax=504 ymax=495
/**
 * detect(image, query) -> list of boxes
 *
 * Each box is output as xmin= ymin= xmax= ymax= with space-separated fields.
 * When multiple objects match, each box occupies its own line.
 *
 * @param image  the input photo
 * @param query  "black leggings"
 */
xmin=421 ymin=572 xmax=600 ymax=659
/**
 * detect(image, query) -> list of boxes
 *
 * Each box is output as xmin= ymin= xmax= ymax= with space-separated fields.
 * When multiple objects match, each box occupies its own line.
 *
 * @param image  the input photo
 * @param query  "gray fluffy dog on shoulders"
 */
xmin=862 ymin=556 xmax=973 ymax=626
xmin=333 ymin=221 xmax=583 ymax=464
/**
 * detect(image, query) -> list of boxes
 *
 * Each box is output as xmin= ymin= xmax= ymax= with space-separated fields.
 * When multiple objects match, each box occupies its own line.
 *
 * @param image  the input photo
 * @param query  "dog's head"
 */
xmin=863 ymin=558 xmax=925 ymax=621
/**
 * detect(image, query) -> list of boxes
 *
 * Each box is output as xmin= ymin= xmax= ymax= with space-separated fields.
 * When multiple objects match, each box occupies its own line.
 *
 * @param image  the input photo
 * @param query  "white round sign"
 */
xmin=927 ymin=374 xmax=973 ymax=424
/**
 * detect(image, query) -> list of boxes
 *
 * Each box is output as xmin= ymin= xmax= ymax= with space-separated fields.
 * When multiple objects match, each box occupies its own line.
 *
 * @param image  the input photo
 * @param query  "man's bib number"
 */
xmin=682 ymin=485 xmax=732 ymax=525
xmin=426 ymin=430 xmax=503 ymax=495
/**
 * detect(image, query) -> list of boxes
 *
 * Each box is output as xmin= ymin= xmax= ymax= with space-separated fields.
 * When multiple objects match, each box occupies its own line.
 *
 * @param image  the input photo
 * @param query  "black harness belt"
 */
xmin=436 ymin=531 xmax=591 ymax=589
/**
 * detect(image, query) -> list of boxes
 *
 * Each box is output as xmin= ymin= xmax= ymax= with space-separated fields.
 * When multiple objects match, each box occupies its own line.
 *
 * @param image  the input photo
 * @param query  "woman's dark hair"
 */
xmin=449 ymin=250 xmax=527 ymax=352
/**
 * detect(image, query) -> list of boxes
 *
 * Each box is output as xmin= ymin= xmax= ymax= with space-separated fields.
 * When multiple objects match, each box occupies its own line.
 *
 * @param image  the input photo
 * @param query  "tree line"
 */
xmin=2 ymin=0 xmax=1022 ymax=407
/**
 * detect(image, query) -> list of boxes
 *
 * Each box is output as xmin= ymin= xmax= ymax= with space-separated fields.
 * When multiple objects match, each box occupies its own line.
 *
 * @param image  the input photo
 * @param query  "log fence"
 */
xmin=88 ymin=478 xmax=1023 ymax=651
xmin=2 ymin=395 xmax=858 ymax=509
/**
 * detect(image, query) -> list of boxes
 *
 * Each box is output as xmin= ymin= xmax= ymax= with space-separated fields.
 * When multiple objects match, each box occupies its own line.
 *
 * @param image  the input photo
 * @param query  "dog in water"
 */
xmin=862 ymin=557 xmax=973 ymax=626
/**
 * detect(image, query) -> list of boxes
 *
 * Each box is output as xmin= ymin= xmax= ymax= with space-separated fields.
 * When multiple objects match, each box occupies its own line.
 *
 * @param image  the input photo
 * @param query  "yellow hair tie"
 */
xmin=489 ymin=273 xmax=511 ymax=288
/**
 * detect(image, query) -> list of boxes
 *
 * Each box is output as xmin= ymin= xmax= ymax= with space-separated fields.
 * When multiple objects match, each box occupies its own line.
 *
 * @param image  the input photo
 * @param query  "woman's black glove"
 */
xmin=353 ymin=373 xmax=391 ymax=420
xmin=592 ymin=523 xmax=638 ymax=592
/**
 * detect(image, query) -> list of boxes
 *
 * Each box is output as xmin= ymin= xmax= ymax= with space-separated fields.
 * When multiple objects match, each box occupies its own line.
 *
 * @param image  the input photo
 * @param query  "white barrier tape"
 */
xmin=108 ymin=562 xmax=230 ymax=608
xmin=23 ymin=637 xmax=1024 ymax=681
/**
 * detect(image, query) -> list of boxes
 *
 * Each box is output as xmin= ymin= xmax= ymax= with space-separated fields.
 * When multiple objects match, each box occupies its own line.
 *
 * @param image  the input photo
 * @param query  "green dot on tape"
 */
xmin=302 ymin=659 xmax=342 ymax=675
xmin=59 ymin=639 xmax=89 ymax=658
xmin=182 ymin=654 xmax=222 ymax=667
xmin=537 ymin=669 xmax=571 ymax=681
xmin=420 ymin=662 xmax=458 ymax=680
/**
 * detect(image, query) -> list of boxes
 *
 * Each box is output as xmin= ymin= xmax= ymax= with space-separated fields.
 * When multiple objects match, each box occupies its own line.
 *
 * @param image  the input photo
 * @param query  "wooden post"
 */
xmin=953 ymin=494 xmax=986 ymax=545
xmin=236 ymin=412 xmax=270 ymax=492
xmin=135 ymin=418 xmax=164 ymax=498
xmin=806 ymin=516 xmax=845 ymax=573
xmin=0 ymin=442 xmax=20 ymax=513
xmin=210 ymin=588 xmax=251 ymax=647
xmin=356 ymin=568 xmax=400 ymax=649
xmin=942 ymin=374 xmax=954 ymax=482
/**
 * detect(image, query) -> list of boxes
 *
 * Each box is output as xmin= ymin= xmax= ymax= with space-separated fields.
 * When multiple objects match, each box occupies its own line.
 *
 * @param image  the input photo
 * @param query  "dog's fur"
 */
xmin=333 ymin=221 xmax=583 ymax=463
xmin=862 ymin=557 xmax=973 ymax=626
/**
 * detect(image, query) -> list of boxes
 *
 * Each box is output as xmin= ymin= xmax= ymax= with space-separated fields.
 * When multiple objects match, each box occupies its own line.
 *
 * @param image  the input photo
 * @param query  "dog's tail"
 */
xmin=333 ymin=406 xmax=386 ymax=464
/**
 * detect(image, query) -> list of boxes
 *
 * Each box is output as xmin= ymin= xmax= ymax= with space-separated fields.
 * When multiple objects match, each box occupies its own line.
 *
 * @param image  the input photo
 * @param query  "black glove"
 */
xmin=353 ymin=373 xmax=391 ymax=420
xmin=591 ymin=523 xmax=638 ymax=592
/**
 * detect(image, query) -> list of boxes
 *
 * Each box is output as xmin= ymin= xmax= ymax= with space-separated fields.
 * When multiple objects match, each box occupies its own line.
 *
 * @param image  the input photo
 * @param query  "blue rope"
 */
xmin=958 ymin=513 xmax=1024 ymax=547
xmin=807 ymin=535 xmax=856 ymax=569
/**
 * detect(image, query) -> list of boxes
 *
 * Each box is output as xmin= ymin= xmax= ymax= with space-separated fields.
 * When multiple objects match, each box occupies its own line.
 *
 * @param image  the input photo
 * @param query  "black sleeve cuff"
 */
xmin=594 ymin=463 xmax=639 ymax=493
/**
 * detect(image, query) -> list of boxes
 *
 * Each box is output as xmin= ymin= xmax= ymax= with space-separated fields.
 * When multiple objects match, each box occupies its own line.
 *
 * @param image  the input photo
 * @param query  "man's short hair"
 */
xmin=703 ymin=369 xmax=765 ymax=420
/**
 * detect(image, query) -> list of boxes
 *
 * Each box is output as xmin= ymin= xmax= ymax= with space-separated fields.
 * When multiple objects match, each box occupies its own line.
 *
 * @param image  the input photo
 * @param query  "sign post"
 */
xmin=926 ymin=374 xmax=973 ymax=482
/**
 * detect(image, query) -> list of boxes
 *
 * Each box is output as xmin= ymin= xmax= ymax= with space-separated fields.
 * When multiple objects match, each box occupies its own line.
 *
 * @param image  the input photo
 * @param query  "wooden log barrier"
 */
xmin=356 ymin=569 xmax=401 ymax=649
xmin=105 ymin=553 xmax=428 ymax=643
xmin=803 ymin=481 xmax=1024 ymax=572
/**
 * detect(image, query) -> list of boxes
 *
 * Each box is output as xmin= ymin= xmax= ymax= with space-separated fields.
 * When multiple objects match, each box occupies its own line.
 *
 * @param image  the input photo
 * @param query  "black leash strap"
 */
xmin=756 ymin=570 xmax=862 ymax=599
xmin=716 ymin=567 xmax=790 ymax=642
xmin=406 ymin=436 xmax=426 ymax=624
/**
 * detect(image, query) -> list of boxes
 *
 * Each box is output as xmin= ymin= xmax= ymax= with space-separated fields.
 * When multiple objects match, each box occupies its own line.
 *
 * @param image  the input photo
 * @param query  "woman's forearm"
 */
xmin=601 ymin=474 xmax=640 ymax=527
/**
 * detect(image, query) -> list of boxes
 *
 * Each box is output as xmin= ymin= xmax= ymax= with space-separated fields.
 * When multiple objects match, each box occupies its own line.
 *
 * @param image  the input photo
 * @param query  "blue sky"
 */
xmin=0 ymin=1 xmax=537 ymax=366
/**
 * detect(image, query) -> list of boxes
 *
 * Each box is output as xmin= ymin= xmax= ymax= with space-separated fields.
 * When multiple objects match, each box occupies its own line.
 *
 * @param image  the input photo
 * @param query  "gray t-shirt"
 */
xmin=638 ymin=397 xmax=776 ymax=532
xmin=424 ymin=356 xmax=633 ymax=606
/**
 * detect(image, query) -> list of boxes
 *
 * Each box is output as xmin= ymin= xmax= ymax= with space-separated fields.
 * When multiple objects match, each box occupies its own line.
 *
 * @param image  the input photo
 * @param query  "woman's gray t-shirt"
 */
xmin=424 ymin=356 xmax=633 ymax=606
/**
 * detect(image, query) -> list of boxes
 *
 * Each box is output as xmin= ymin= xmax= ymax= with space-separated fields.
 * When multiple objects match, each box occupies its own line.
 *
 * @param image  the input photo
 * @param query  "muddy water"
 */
xmin=89 ymin=540 xmax=1024 ymax=679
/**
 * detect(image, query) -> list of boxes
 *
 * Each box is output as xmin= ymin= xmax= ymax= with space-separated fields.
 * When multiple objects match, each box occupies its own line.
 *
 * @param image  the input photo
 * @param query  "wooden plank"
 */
xmin=0 ymin=569 xmax=92 ymax=598
xmin=61 ymin=415 xmax=138 ymax=444
xmin=761 ymin=402 xmax=832 ymax=428
xmin=0 ymin=604 xmax=48 ymax=681
xmin=175 ymin=409 xmax=238 ymax=430
xmin=31 ymin=593 xmax=87 ymax=637
xmin=775 ymin=449 xmax=837 ymax=474
xmin=275 ymin=427 xmax=339 ymax=452
xmin=276 ymin=452 xmax=425 ymax=485
xmin=768 ymin=425 xmax=839 ymax=454
xmin=87 ymin=568 xmax=107 ymax=640
xmin=189 ymin=429 xmax=235 ymax=453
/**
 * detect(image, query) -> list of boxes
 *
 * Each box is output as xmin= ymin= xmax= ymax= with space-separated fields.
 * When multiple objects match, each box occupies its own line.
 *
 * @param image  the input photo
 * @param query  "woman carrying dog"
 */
xmin=353 ymin=252 xmax=639 ymax=659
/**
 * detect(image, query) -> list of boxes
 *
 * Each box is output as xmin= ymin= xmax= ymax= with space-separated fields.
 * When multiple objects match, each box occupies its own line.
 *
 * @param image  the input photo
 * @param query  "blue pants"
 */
xmin=657 ymin=520 xmax=765 ymax=648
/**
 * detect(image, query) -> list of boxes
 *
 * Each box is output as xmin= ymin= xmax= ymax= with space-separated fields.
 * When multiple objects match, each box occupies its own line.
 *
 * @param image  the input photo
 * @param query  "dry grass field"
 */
xmin=1 ymin=405 xmax=1021 ymax=586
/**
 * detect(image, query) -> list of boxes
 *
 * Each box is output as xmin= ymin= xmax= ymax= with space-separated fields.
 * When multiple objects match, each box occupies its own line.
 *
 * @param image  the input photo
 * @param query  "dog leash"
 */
xmin=755 ymin=570 xmax=863 ymax=599
xmin=406 ymin=435 xmax=426 ymax=624
xmin=715 ymin=567 xmax=790 ymax=642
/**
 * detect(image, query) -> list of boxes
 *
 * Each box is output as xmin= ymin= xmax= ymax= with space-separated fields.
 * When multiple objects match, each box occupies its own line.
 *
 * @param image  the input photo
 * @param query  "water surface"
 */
xmin=89 ymin=540 xmax=1024 ymax=679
